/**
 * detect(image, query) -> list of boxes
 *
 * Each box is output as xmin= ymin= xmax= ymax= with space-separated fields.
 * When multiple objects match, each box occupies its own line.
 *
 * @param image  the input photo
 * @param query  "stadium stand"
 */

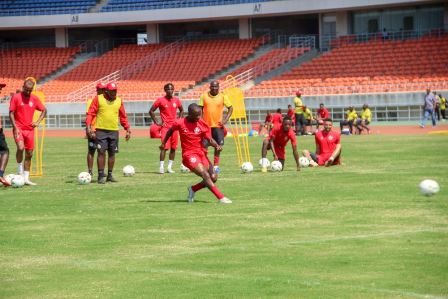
xmin=100 ymin=0 xmax=271 ymax=12
xmin=0 ymin=47 xmax=81 ymax=96
xmin=246 ymin=34 xmax=448 ymax=97
xmin=42 ymin=38 xmax=264 ymax=101
xmin=0 ymin=0 xmax=96 ymax=16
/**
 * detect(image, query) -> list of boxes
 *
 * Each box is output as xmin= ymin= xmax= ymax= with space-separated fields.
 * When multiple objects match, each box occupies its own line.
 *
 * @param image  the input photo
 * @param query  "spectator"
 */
xmin=439 ymin=94 xmax=446 ymax=121
xmin=434 ymin=91 xmax=441 ymax=121
xmin=302 ymin=105 xmax=315 ymax=135
xmin=340 ymin=106 xmax=358 ymax=134
xmin=420 ymin=88 xmax=436 ymax=128
xmin=382 ymin=28 xmax=388 ymax=40
xmin=356 ymin=104 xmax=372 ymax=134
xmin=315 ymin=103 xmax=330 ymax=130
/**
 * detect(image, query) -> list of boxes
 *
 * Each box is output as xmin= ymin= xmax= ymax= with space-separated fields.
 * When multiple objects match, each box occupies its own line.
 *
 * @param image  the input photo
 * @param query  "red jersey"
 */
xmin=9 ymin=93 xmax=45 ymax=131
xmin=152 ymin=96 xmax=181 ymax=127
xmin=315 ymin=130 xmax=340 ymax=156
xmin=171 ymin=118 xmax=211 ymax=156
xmin=317 ymin=108 xmax=330 ymax=119
xmin=287 ymin=108 xmax=296 ymax=121
xmin=269 ymin=125 xmax=297 ymax=148
xmin=265 ymin=114 xmax=273 ymax=123
xmin=272 ymin=113 xmax=283 ymax=127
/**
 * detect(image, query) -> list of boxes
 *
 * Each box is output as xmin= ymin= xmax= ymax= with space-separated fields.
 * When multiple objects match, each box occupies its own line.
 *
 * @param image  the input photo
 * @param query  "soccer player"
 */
xmin=0 ymin=83 xmax=11 ymax=187
xmin=356 ymin=104 xmax=372 ymax=134
xmin=260 ymin=116 xmax=300 ymax=172
xmin=293 ymin=90 xmax=305 ymax=135
xmin=315 ymin=103 xmax=330 ymax=130
xmin=199 ymin=81 xmax=233 ymax=173
xmin=302 ymin=118 xmax=341 ymax=167
xmin=149 ymin=83 xmax=184 ymax=174
xmin=258 ymin=111 xmax=273 ymax=135
xmin=287 ymin=104 xmax=296 ymax=125
xmin=160 ymin=103 xmax=232 ymax=204
xmin=86 ymin=83 xmax=131 ymax=184
xmin=272 ymin=108 xmax=283 ymax=128
xmin=9 ymin=79 xmax=47 ymax=186
xmin=86 ymin=82 xmax=106 ymax=176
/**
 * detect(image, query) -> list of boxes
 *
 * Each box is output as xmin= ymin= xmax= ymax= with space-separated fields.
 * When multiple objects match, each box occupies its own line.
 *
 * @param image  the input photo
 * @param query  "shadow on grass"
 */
xmin=139 ymin=199 xmax=209 ymax=204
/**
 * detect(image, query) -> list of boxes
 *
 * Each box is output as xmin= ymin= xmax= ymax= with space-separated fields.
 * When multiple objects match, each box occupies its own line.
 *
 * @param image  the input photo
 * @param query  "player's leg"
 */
xmin=279 ymin=158 xmax=285 ymax=170
xmin=159 ymin=148 xmax=167 ymax=174
xmin=212 ymin=128 xmax=225 ymax=173
xmin=87 ymin=137 xmax=96 ymax=176
xmin=430 ymin=110 xmax=436 ymax=126
xmin=260 ymin=138 xmax=270 ymax=172
xmin=0 ymin=132 xmax=10 ymax=186
xmin=22 ymin=130 xmax=36 ymax=185
xmin=95 ymin=130 xmax=108 ymax=184
xmin=302 ymin=149 xmax=318 ymax=167
xmin=166 ymin=131 xmax=178 ymax=174
xmin=106 ymin=132 xmax=119 ymax=182
xmin=299 ymin=114 xmax=306 ymax=135
xmin=14 ymin=130 xmax=25 ymax=175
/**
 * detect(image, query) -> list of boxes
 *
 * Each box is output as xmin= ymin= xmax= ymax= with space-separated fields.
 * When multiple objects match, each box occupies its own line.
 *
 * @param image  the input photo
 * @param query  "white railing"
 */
xmin=245 ymin=81 xmax=448 ymax=97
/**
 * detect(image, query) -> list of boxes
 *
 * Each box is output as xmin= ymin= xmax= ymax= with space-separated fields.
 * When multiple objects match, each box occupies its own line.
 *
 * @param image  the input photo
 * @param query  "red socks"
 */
xmin=214 ymin=155 xmax=220 ymax=166
xmin=192 ymin=182 xmax=206 ymax=192
xmin=210 ymin=186 xmax=224 ymax=200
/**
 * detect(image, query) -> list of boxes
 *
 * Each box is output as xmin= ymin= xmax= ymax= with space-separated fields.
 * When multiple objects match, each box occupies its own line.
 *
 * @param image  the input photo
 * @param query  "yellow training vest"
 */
xmin=95 ymin=95 xmax=122 ymax=131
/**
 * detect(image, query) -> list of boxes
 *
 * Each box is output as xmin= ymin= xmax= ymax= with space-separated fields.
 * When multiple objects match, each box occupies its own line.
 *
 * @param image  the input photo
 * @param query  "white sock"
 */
xmin=24 ymin=171 xmax=29 ymax=181
xmin=262 ymin=158 xmax=268 ymax=166
xmin=17 ymin=163 xmax=23 ymax=174
xmin=168 ymin=160 xmax=174 ymax=169
xmin=160 ymin=161 xmax=164 ymax=168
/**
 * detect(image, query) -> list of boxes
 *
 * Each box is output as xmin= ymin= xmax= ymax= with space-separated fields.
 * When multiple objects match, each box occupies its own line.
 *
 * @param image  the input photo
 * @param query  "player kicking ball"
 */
xmin=260 ymin=116 xmax=300 ymax=172
xmin=160 ymin=103 xmax=232 ymax=204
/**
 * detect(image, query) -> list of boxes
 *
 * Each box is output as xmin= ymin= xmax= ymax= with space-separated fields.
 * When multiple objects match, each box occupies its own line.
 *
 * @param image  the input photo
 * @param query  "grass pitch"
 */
xmin=1 ymin=134 xmax=447 ymax=298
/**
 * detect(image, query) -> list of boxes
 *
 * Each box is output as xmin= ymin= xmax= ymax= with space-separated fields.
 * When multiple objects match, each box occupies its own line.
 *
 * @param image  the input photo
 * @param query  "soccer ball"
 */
xmin=258 ymin=158 xmax=270 ymax=168
xmin=123 ymin=165 xmax=135 ymax=177
xmin=11 ymin=175 xmax=25 ymax=188
xmin=270 ymin=160 xmax=283 ymax=172
xmin=419 ymin=179 xmax=440 ymax=196
xmin=4 ymin=174 xmax=16 ymax=185
xmin=299 ymin=157 xmax=310 ymax=168
xmin=77 ymin=172 xmax=91 ymax=185
xmin=180 ymin=163 xmax=190 ymax=173
xmin=241 ymin=162 xmax=254 ymax=173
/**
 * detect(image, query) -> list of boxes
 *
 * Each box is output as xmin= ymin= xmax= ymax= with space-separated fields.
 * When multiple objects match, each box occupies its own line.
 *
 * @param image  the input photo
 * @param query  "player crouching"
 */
xmin=160 ymin=103 xmax=232 ymax=204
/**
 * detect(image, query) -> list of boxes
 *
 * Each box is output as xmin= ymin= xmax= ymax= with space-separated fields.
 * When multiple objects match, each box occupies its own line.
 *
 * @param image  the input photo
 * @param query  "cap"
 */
xmin=295 ymin=90 xmax=301 ymax=96
xmin=106 ymin=83 xmax=118 ymax=91
xmin=0 ymin=83 xmax=6 ymax=88
xmin=96 ymin=82 xmax=106 ymax=89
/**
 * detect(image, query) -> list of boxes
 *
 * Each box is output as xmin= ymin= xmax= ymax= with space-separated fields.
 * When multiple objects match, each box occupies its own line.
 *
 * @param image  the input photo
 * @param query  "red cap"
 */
xmin=106 ymin=83 xmax=118 ymax=91
xmin=96 ymin=82 xmax=106 ymax=89
xmin=0 ymin=83 xmax=6 ymax=88
xmin=295 ymin=90 xmax=301 ymax=96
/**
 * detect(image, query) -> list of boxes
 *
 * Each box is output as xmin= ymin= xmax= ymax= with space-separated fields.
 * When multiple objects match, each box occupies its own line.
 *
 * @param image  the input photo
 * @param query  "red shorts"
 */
xmin=317 ymin=153 xmax=341 ymax=166
xmin=161 ymin=127 xmax=178 ymax=150
xmin=273 ymin=144 xmax=286 ymax=160
xmin=182 ymin=152 xmax=210 ymax=171
xmin=15 ymin=129 xmax=35 ymax=150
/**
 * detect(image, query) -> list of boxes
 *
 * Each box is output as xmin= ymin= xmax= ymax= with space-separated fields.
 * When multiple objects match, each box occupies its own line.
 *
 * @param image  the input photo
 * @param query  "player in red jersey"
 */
xmin=0 ymin=83 xmax=11 ymax=186
xmin=260 ymin=116 xmax=300 ymax=172
xmin=287 ymin=104 xmax=296 ymax=127
xmin=160 ymin=103 xmax=232 ymax=204
xmin=9 ymin=79 xmax=47 ymax=186
xmin=258 ymin=111 xmax=273 ymax=135
xmin=272 ymin=108 xmax=283 ymax=128
xmin=150 ymin=83 xmax=184 ymax=174
xmin=315 ymin=103 xmax=330 ymax=130
xmin=302 ymin=118 xmax=341 ymax=167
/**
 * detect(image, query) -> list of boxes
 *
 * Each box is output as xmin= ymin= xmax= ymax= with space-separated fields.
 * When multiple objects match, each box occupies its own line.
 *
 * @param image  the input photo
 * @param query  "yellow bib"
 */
xmin=95 ymin=95 xmax=122 ymax=131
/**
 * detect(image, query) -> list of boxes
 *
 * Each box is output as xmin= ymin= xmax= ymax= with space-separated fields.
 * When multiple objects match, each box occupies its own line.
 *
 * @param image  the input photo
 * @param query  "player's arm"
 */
xmin=149 ymin=103 xmax=162 ymax=126
xmin=178 ymin=104 xmax=185 ymax=118
xmin=160 ymin=127 xmax=173 ymax=150
xmin=86 ymin=97 xmax=99 ymax=139
xmin=269 ymin=139 xmax=278 ymax=160
xmin=118 ymin=102 xmax=131 ymax=141
xmin=325 ymin=144 xmax=342 ymax=167
xmin=206 ymin=136 xmax=223 ymax=152
xmin=32 ymin=106 xmax=47 ymax=128
xmin=8 ymin=110 xmax=19 ymax=138
xmin=221 ymin=105 xmax=233 ymax=126
xmin=292 ymin=143 xmax=300 ymax=171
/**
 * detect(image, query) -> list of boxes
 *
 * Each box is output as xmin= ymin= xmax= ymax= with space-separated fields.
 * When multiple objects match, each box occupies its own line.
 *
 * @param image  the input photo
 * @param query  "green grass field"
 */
xmin=1 ymin=134 xmax=447 ymax=298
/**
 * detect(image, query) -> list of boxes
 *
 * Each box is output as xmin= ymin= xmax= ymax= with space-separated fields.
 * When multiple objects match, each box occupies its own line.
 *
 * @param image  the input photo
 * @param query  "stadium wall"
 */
xmin=1 ymin=91 xmax=446 ymax=128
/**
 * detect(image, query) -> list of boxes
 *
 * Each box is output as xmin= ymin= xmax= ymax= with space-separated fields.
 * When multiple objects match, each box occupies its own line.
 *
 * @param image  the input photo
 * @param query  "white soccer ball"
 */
xmin=4 ymin=174 xmax=16 ymax=185
xmin=77 ymin=172 xmax=91 ymax=185
xmin=419 ymin=179 xmax=440 ymax=196
xmin=299 ymin=157 xmax=310 ymax=168
xmin=258 ymin=158 xmax=270 ymax=168
xmin=270 ymin=160 xmax=283 ymax=172
xmin=241 ymin=162 xmax=254 ymax=173
xmin=180 ymin=163 xmax=190 ymax=173
xmin=123 ymin=165 xmax=135 ymax=177
xmin=11 ymin=175 xmax=25 ymax=188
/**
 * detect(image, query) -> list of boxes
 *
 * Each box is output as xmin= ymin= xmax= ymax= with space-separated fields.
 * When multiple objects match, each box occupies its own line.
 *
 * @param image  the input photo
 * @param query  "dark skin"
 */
xmin=86 ymin=88 xmax=104 ymax=173
xmin=9 ymin=80 xmax=47 ymax=173
xmin=261 ymin=119 xmax=300 ymax=171
xmin=87 ymin=88 xmax=131 ymax=175
xmin=0 ymin=86 xmax=9 ymax=175
xmin=149 ymin=84 xmax=184 ymax=163
xmin=203 ymin=81 xmax=233 ymax=160
xmin=160 ymin=105 xmax=222 ymax=189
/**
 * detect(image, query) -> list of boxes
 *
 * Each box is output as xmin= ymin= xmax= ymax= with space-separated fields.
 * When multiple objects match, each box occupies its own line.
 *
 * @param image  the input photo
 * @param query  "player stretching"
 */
xmin=160 ymin=103 xmax=232 ymax=204
xmin=260 ymin=116 xmax=300 ymax=172
xmin=149 ymin=83 xmax=184 ymax=174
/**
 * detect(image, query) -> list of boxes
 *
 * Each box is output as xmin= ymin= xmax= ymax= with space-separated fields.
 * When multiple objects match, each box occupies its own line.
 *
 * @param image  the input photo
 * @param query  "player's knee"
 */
xmin=25 ymin=150 xmax=33 ymax=159
xmin=210 ymin=173 xmax=218 ymax=183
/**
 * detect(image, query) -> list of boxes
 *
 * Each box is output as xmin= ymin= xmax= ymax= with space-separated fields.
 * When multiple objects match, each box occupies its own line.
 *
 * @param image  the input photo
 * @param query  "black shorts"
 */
xmin=87 ymin=136 xmax=96 ymax=152
xmin=95 ymin=130 xmax=119 ymax=154
xmin=211 ymin=127 xmax=225 ymax=146
xmin=0 ymin=128 xmax=9 ymax=154
xmin=356 ymin=119 xmax=370 ymax=125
